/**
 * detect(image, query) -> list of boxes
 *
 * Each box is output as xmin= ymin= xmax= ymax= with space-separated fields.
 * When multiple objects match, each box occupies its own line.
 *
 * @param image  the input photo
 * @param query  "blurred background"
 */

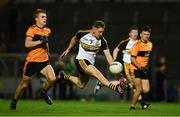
xmin=0 ymin=0 xmax=179 ymax=102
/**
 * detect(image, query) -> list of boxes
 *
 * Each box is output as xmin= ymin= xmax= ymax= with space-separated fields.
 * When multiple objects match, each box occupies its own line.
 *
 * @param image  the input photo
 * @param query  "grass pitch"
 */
xmin=0 ymin=99 xmax=180 ymax=116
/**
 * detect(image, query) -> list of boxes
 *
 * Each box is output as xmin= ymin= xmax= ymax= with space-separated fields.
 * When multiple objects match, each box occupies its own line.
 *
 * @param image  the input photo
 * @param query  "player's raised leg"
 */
xmin=61 ymin=71 xmax=90 ymax=89
xmin=84 ymin=64 xmax=123 ymax=93
xmin=94 ymin=75 xmax=126 ymax=94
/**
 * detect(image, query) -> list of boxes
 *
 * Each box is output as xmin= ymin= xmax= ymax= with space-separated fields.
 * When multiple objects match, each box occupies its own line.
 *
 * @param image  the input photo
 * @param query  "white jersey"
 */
xmin=117 ymin=38 xmax=137 ymax=63
xmin=123 ymin=39 xmax=137 ymax=63
xmin=75 ymin=30 xmax=108 ymax=65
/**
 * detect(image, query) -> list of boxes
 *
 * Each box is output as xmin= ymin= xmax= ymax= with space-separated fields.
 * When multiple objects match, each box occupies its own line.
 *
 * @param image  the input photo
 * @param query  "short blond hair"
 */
xmin=33 ymin=8 xmax=46 ymax=19
xmin=92 ymin=20 xmax=105 ymax=29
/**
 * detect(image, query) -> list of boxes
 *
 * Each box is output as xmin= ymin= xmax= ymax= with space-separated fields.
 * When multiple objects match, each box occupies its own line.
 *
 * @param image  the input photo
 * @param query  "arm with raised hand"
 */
xmin=104 ymin=49 xmax=114 ymax=65
xmin=60 ymin=36 xmax=77 ymax=59
xmin=113 ymin=47 xmax=120 ymax=61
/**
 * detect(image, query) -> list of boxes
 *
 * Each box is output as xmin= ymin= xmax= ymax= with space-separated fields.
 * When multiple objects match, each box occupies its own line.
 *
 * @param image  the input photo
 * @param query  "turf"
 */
xmin=0 ymin=99 xmax=180 ymax=116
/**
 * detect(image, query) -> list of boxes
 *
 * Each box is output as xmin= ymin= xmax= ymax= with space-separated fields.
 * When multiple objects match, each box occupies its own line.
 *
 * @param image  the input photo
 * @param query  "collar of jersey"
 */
xmin=88 ymin=33 xmax=99 ymax=40
xmin=35 ymin=24 xmax=45 ymax=29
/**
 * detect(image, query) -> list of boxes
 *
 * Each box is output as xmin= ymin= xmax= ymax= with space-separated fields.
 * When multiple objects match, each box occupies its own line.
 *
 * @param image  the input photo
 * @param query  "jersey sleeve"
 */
xmin=117 ymin=40 xmax=123 ymax=49
xmin=75 ymin=30 xmax=89 ymax=40
xmin=75 ymin=31 xmax=81 ymax=40
xmin=131 ymin=43 xmax=139 ymax=57
xmin=149 ymin=42 xmax=153 ymax=51
xmin=117 ymin=40 xmax=124 ymax=50
xmin=101 ymin=37 xmax=108 ymax=50
xmin=117 ymin=38 xmax=129 ymax=50
xmin=26 ymin=27 xmax=34 ymax=37
xmin=46 ymin=27 xmax=51 ymax=37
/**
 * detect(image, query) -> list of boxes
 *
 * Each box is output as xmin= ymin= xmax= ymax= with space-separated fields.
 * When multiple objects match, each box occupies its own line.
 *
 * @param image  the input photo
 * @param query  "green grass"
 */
xmin=0 ymin=99 xmax=180 ymax=116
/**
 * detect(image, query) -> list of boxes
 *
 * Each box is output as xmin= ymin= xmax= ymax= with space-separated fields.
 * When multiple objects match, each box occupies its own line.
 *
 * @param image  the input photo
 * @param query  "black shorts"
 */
xmin=23 ymin=61 xmax=49 ymax=77
xmin=133 ymin=70 xmax=148 ymax=79
xmin=75 ymin=59 xmax=91 ymax=74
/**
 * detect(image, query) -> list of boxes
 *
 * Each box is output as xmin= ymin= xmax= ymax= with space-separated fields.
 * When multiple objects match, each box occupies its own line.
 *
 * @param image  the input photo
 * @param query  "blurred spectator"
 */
xmin=166 ymin=85 xmax=178 ymax=102
xmin=52 ymin=60 xmax=64 ymax=99
xmin=53 ymin=56 xmax=75 ymax=100
xmin=154 ymin=56 xmax=166 ymax=101
xmin=0 ymin=32 xmax=7 ymax=53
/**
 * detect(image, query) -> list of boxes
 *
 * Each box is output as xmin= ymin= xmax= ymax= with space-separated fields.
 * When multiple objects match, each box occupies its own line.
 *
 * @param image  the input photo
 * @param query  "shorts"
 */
xmin=123 ymin=62 xmax=131 ymax=78
xmin=75 ymin=59 xmax=91 ymax=74
xmin=130 ymin=69 xmax=148 ymax=79
xmin=23 ymin=61 xmax=49 ymax=77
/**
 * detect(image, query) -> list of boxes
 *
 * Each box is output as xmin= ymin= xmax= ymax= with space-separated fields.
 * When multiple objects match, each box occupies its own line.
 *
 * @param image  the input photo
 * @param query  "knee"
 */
xmin=143 ymin=88 xmax=150 ymax=93
xmin=79 ymin=85 xmax=85 ymax=89
xmin=51 ymin=77 xmax=56 ymax=83
xmin=77 ymin=81 xmax=86 ymax=89
xmin=49 ymin=76 xmax=57 ymax=84
xmin=136 ymin=87 xmax=143 ymax=94
xmin=21 ymin=82 xmax=29 ymax=89
xmin=19 ymin=78 xmax=30 ymax=89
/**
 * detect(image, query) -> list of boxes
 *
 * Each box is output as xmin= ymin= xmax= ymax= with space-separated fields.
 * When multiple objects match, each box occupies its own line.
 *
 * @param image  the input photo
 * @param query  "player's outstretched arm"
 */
xmin=103 ymin=49 xmax=113 ymax=65
xmin=113 ymin=47 xmax=119 ymax=60
xmin=60 ymin=36 xmax=77 ymax=59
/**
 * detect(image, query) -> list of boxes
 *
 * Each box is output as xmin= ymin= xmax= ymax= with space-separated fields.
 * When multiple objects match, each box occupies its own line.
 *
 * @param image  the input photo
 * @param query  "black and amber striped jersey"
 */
xmin=75 ymin=30 xmax=108 ymax=65
xmin=25 ymin=24 xmax=51 ymax=62
xmin=130 ymin=40 xmax=153 ymax=70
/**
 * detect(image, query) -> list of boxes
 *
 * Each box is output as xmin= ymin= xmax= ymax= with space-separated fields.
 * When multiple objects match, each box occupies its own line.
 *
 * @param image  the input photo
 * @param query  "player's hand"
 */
xmin=41 ymin=36 xmax=48 ymax=44
xmin=128 ymin=83 xmax=134 ymax=89
xmin=126 ymin=77 xmax=134 ymax=88
xmin=60 ymin=50 xmax=70 ymax=59
xmin=140 ymin=67 xmax=148 ymax=74
xmin=140 ymin=67 xmax=149 ymax=78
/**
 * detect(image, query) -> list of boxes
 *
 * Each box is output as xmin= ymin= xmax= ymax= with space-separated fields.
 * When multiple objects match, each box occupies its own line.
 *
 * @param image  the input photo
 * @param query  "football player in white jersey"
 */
xmin=94 ymin=27 xmax=138 ymax=94
xmin=60 ymin=20 xmax=124 ymax=94
xmin=113 ymin=26 xmax=138 ymax=87
xmin=113 ymin=26 xmax=151 ymax=109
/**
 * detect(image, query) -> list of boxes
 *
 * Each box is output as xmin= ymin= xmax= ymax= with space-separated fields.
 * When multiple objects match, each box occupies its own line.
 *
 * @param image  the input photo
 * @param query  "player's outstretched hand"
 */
xmin=140 ymin=67 xmax=149 ymax=78
xmin=60 ymin=50 xmax=70 ymax=59
xmin=141 ymin=67 xmax=148 ymax=74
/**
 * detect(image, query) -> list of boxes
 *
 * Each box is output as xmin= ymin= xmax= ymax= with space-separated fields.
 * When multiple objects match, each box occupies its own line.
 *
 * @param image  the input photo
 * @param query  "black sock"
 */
xmin=139 ymin=93 xmax=145 ymax=105
xmin=41 ymin=89 xmax=48 ymax=93
xmin=12 ymin=99 xmax=17 ymax=104
xmin=139 ymin=99 xmax=145 ymax=105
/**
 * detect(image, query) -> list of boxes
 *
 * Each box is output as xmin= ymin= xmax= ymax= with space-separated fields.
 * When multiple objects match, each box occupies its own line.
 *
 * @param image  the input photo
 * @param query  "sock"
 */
xmin=41 ymin=89 xmax=48 ymax=93
xmin=139 ymin=99 xmax=145 ymax=106
xmin=139 ymin=93 xmax=145 ymax=105
xmin=64 ymin=74 xmax=70 ymax=80
xmin=108 ymin=83 xmax=116 ymax=91
xmin=12 ymin=99 xmax=18 ymax=104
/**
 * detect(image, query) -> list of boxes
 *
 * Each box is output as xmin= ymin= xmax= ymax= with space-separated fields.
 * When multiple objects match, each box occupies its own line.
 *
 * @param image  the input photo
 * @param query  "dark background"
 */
xmin=0 ymin=0 xmax=179 ymax=101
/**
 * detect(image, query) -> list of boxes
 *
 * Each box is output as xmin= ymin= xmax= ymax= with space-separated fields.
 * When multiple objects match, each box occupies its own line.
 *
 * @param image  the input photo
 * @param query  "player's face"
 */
xmin=140 ymin=31 xmax=150 ymax=42
xmin=36 ymin=13 xmax=47 ymax=27
xmin=129 ymin=30 xmax=138 ymax=40
xmin=92 ymin=27 xmax=104 ymax=39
